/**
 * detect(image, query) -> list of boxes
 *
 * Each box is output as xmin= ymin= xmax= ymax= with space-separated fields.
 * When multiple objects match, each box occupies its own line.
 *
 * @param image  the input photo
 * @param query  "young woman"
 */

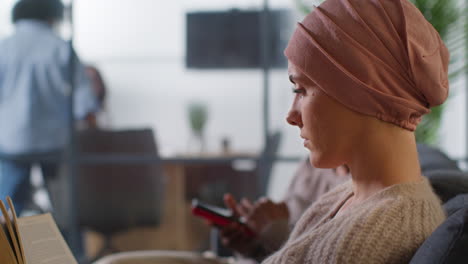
xmin=262 ymin=0 xmax=448 ymax=263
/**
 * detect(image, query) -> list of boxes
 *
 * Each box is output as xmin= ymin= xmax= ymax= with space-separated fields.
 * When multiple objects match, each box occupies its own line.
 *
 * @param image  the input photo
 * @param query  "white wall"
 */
xmin=72 ymin=0 xmax=304 ymax=200
xmin=438 ymin=2 xmax=467 ymax=162
xmin=74 ymin=1 xmax=275 ymax=154
xmin=439 ymin=78 xmax=466 ymax=161
xmin=0 ymin=0 xmax=15 ymax=36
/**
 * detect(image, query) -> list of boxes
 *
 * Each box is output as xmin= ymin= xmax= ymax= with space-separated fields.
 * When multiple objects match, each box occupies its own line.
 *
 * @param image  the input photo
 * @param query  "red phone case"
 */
xmin=191 ymin=206 xmax=233 ymax=227
xmin=191 ymin=200 xmax=256 ymax=237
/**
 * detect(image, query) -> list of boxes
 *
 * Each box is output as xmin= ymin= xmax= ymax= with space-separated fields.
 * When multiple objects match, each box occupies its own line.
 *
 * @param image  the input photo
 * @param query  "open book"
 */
xmin=0 ymin=197 xmax=77 ymax=264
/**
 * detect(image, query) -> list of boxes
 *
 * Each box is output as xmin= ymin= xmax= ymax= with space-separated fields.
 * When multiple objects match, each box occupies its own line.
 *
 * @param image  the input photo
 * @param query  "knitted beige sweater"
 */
xmin=262 ymin=178 xmax=445 ymax=264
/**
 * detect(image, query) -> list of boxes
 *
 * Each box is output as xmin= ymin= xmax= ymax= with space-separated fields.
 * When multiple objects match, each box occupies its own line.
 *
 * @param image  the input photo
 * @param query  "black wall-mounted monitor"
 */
xmin=186 ymin=9 xmax=292 ymax=69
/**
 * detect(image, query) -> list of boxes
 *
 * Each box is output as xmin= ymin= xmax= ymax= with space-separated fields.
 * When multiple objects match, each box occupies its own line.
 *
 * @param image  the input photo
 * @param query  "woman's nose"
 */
xmin=286 ymin=108 xmax=302 ymax=127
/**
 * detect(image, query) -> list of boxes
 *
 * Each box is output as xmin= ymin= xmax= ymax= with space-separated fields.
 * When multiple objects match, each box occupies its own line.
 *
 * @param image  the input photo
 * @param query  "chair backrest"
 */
xmin=256 ymin=131 xmax=282 ymax=196
xmin=425 ymin=170 xmax=468 ymax=203
xmin=76 ymin=129 xmax=163 ymax=234
xmin=417 ymin=143 xmax=460 ymax=174
xmin=410 ymin=194 xmax=468 ymax=264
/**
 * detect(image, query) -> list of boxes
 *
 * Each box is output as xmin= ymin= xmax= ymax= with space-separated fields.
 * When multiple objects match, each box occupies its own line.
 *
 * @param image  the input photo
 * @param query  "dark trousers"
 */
xmin=0 ymin=151 xmax=60 ymax=215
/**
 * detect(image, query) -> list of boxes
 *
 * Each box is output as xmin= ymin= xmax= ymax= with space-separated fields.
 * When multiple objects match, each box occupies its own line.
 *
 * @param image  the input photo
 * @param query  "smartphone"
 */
xmin=191 ymin=199 xmax=255 ymax=236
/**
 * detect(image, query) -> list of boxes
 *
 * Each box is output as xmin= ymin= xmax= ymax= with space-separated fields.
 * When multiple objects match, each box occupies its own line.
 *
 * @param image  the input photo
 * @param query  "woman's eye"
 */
xmin=292 ymin=87 xmax=305 ymax=98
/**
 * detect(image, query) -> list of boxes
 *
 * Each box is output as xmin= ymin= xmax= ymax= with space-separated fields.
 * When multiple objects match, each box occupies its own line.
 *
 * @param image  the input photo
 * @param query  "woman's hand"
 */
xmin=215 ymin=193 xmax=290 ymax=257
xmin=245 ymin=197 xmax=289 ymax=231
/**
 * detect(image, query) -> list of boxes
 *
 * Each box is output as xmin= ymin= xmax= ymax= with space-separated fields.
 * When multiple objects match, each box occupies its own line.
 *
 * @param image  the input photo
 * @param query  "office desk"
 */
xmin=106 ymin=155 xmax=259 ymax=253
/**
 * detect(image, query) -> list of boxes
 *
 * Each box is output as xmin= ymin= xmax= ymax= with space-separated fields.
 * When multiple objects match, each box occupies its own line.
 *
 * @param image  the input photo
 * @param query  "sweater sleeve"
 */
xmin=333 ymin=197 xmax=445 ymax=264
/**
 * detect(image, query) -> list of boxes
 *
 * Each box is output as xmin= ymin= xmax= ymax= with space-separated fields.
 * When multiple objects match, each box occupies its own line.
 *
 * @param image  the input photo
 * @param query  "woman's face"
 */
xmin=286 ymin=62 xmax=362 ymax=168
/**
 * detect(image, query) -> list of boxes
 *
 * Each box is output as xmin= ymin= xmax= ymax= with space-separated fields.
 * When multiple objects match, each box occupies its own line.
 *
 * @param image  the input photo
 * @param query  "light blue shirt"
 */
xmin=0 ymin=20 xmax=98 ymax=154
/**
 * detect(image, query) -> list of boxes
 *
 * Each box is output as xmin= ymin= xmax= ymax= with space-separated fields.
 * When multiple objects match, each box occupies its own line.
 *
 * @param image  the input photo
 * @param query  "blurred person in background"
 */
xmin=85 ymin=65 xmax=107 ymax=109
xmin=77 ymin=64 xmax=109 ymax=129
xmin=0 ymin=0 xmax=97 ymax=215
xmin=218 ymin=161 xmax=350 ymax=263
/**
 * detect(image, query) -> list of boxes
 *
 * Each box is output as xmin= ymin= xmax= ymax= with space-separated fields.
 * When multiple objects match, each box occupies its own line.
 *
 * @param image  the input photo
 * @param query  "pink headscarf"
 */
xmin=284 ymin=0 xmax=449 ymax=131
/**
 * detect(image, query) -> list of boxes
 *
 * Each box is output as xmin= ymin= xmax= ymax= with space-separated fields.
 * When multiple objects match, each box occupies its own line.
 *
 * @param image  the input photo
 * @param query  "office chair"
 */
xmin=76 ymin=129 xmax=164 ymax=259
xmin=417 ymin=143 xmax=460 ymax=174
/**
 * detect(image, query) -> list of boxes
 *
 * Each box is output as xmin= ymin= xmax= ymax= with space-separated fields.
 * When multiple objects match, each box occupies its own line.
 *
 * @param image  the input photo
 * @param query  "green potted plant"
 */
xmin=411 ymin=0 xmax=464 ymax=144
xmin=187 ymin=101 xmax=209 ymax=153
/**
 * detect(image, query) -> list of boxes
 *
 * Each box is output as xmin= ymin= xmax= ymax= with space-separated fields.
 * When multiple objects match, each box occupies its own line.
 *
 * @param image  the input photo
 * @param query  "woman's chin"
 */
xmin=308 ymin=154 xmax=324 ymax=168
xmin=309 ymin=153 xmax=337 ymax=169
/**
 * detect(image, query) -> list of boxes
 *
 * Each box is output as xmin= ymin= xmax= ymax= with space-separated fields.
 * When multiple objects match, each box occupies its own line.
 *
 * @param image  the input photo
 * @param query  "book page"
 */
xmin=0 ymin=200 xmax=23 ymax=264
xmin=17 ymin=214 xmax=77 ymax=264
xmin=7 ymin=197 xmax=26 ymax=264
xmin=0 ymin=222 xmax=18 ymax=264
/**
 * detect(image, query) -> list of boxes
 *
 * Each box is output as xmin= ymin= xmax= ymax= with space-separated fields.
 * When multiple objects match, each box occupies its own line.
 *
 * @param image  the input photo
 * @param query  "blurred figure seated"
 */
xmin=217 ymin=161 xmax=349 ymax=263
xmin=78 ymin=65 xmax=109 ymax=130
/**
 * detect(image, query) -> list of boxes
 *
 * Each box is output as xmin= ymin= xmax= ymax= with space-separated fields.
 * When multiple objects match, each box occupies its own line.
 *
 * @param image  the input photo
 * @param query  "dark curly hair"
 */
xmin=12 ymin=0 xmax=64 ymax=23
